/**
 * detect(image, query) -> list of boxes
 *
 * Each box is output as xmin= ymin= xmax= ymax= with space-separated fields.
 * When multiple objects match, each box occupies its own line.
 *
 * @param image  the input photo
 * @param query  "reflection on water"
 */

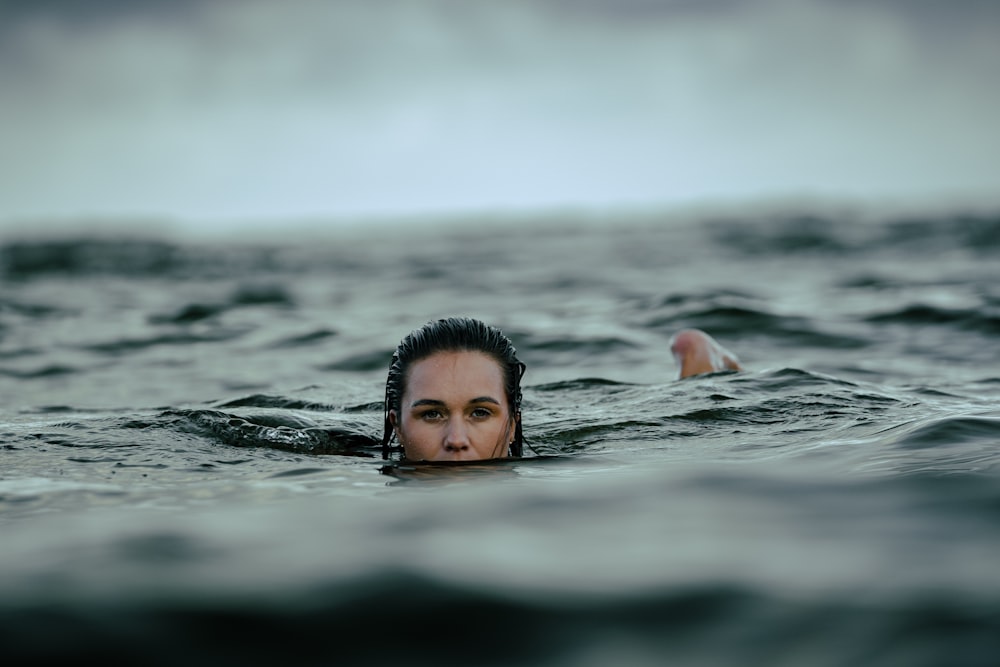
xmin=380 ymin=459 xmax=524 ymax=485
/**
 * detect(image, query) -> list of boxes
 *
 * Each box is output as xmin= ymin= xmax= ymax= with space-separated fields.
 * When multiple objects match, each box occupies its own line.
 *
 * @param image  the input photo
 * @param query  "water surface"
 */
xmin=2 ymin=210 xmax=999 ymax=665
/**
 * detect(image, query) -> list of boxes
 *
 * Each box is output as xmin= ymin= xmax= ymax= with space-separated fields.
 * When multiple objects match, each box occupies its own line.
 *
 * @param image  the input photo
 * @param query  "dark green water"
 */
xmin=2 ymin=210 xmax=999 ymax=665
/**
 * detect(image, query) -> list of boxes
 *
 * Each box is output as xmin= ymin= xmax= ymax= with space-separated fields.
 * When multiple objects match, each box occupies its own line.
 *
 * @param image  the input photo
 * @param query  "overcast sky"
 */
xmin=2 ymin=0 xmax=998 ymax=231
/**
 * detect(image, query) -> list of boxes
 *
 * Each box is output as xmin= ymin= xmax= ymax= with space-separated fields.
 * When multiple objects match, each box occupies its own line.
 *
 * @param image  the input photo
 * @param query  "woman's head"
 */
xmin=382 ymin=317 xmax=525 ymax=461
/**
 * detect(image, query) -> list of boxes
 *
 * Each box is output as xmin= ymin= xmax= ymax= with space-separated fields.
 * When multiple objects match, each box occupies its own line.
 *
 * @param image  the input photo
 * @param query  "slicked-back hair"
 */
xmin=382 ymin=317 xmax=526 ymax=459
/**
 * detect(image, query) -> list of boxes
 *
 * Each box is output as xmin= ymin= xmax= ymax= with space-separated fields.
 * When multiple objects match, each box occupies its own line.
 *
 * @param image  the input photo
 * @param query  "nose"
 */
xmin=443 ymin=420 xmax=471 ymax=453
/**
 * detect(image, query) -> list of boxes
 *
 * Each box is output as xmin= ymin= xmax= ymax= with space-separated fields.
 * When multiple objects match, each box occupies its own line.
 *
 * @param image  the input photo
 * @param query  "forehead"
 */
xmin=403 ymin=350 xmax=505 ymax=401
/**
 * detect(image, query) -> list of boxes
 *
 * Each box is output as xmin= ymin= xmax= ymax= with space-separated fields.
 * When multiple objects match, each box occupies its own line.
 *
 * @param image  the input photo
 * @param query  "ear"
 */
xmin=508 ymin=411 xmax=520 ymax=440
xmin=389 ymin=409 xmax=401 ymax=436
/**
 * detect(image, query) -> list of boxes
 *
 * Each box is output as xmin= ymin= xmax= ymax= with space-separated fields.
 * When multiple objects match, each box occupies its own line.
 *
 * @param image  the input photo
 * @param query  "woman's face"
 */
xmin=390 ymin=350 xmax=516 ymax=461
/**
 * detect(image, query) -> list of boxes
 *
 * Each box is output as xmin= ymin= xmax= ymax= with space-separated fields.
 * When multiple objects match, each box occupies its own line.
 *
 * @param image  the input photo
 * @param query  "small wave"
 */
xmin=880 ymin=213 xmax=1000 ymax=255
xmin=0 ymin=364 xmax=78 ymax=379
xmin=731 ymin=367 xmax=862 ymax=390
xmin=81 ymin=330 xmax=249 ymax=355
xmin=836 ymin=273 xmax=902 ymax=289
xmin=644 ymin=300 xmax=869 ymax=349
xmin=16 ymin=405 xmax=95 ymax=414
xmin=531 ymin=378 xmax=635 ymax=392
xmin=887 ymin=416 xmax=1000 ymax=450
xmin=707 ymin=214 xmax=857 ymax=255
xmin=517 ymin=333 xmax=639 ymax=355
xmin=865 ymin=304 xmax=1000 ymax=334
xmin=702 ymin=211 xmax=1000 ymax=258
xmin=641 ymin=289 xmax=758 ymax=309
xmin=535 ymin=419 xmax=672 ymax=452
xmin=267 ymin=467 xmax=334 ymax=479
xmin=526 ymin=368 xmax=900 ymax=455
xmin=214 ymin=394 xmax=337 ymax=411
xmin=0 ymin=298 xmax=64 ymax=317
xmin=148 ymin=302 xmax=229 ymax=324
xmin=673 ymin=405 xmax=782 ymax=425
xmin=164 ymin=409 xmax=378 ymax=456
xmin=268 ymin=328 xmax=338 ymax=349
xmin=0 ymin=238 xmax=181 ymax=278
xmin=319 ymin=349 xmax=394 ymax=372
xmin=0 ymin=238 xmax=298 ymax=280
xmin=862 ymin=415 xmax=1000 ymax=475
xmin=149 ymin=283 xmax=296 ymax=325
xmin=647 ymin=304 xmax=785 ymax=333
xmin=342 ymin=401 xmax=387 ymax=414
xmin=230 ymin=283 xmax=295 ymax=307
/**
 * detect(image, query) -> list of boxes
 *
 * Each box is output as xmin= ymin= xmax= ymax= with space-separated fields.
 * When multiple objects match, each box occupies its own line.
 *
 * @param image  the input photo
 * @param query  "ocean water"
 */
xmin=2 ymin=209 xmax=999 ymax=666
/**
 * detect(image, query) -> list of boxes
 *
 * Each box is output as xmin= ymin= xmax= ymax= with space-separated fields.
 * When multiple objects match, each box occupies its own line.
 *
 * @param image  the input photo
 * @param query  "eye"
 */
xmin=470 ymin=407 xmax=494 ymax=419
xmin=418 ymin=409 xmax=444 ymax=421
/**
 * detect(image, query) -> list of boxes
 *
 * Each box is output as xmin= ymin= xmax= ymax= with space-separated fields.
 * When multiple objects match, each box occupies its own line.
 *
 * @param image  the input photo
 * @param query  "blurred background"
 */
xmin=1 ymin=0 xmax=999 ymax=235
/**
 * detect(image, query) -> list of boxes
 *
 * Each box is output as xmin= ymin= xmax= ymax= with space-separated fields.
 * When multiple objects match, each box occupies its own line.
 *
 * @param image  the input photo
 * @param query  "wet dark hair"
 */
xmin=382 ymin=317 xmax=526 ymax=460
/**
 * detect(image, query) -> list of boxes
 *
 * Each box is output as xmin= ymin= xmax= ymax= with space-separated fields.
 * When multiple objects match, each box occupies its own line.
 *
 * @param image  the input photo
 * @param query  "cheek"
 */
xmin=398 ymin=418 xmax=434 ymax=454
xmin=471 ymin=419 xmax=513 ymax=453
xmin=400 ymin=414 xmax=430 ymax=433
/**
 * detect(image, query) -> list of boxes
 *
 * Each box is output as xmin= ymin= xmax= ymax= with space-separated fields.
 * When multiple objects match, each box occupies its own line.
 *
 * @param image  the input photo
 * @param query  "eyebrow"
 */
xmin=408 ymin=397 xmax=502 ymax=408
